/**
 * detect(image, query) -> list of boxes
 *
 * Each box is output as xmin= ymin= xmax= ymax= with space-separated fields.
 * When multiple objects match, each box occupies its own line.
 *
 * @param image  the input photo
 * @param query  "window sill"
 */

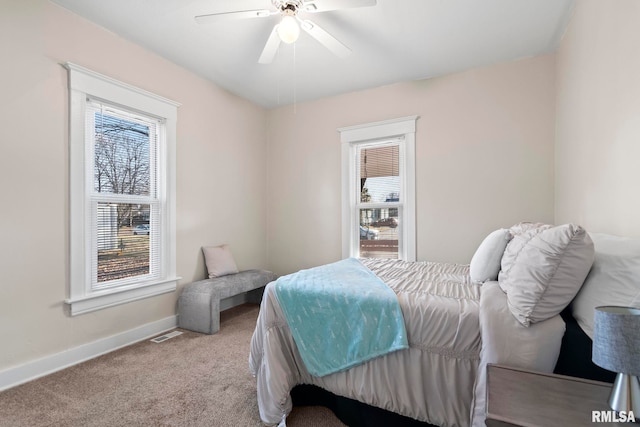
xmin=65 ymin=277 xmax=180 ymax=316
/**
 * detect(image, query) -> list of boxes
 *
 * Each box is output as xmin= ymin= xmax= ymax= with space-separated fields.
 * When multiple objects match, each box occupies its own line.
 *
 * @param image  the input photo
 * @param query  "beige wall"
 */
xmin=555 ymin=0 xmax=640 ymax=237
xmin=0 ymin=1 xmax=267 ymax=371
xmin=0 ymin=0 xmax=574 ymax=377
xmin=266 ymin=55 xmax=557 ymax=275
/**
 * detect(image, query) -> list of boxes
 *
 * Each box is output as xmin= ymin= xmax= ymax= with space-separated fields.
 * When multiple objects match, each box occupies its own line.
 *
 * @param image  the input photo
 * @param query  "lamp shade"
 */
xmin=592 ymin=306 xmax=640 ymax=377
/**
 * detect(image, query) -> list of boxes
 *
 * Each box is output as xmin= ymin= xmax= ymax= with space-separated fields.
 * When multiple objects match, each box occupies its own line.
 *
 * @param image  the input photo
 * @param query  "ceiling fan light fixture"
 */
xmin=277 ymin=15 xmax=300 ymax=44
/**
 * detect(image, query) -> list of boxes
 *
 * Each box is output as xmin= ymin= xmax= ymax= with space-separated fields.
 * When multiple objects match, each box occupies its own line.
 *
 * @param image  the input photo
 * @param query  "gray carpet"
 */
xmin=0 ymin=304 xmax=346 ymax=427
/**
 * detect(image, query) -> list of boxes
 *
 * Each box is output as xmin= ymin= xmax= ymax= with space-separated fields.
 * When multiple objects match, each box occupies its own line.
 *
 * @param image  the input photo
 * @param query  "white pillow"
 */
xmin=499 ymin=224 xmax=595 ymax=327
xmin=469 ymin=229 xmax=512 ymax=283
xmin=202 ymin=244 xmax=239 ymax=278
xmin=571 ymin=233 xmax=640 ymax=338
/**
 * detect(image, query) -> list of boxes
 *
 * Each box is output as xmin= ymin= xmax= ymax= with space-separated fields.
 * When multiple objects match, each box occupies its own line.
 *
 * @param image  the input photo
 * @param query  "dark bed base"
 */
xmin=553 ymin=307 xmax=615 ymax=383
xmin=291 ymin=384 xmax=437 ymax=427
xmin=290 ymin=308 xmax=614 ymax=427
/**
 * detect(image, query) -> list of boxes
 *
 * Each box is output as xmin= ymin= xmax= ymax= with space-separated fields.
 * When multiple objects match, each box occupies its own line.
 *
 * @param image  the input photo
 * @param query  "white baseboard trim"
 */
xmin=0 ymin=315 xmax=177 ymax=392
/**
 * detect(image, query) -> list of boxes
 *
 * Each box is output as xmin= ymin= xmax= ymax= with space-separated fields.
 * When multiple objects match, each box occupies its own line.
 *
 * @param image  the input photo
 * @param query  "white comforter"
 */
xmin=249 ymin=258 xmax=565 ymax=427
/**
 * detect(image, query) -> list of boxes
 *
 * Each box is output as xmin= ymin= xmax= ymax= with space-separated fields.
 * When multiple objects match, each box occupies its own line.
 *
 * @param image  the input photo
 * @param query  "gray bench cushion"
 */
xmin=177 ymin=269 xmax=276 ymax=334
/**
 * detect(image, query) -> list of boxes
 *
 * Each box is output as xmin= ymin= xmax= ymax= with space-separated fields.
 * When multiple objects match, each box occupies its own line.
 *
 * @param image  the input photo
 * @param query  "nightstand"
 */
xmin=485 ymin=364 xmax=625 ymax=426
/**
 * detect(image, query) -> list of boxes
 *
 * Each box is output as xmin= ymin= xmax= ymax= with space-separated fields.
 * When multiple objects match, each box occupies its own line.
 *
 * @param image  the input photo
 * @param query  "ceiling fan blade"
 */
xmin=300 ymin=20 xmax=351 ymax=58
xmin=258 ymin=25 xmax=282 ymax=64
xmin=302 ymin=0 xmax=376 ymax=13
xmin=195 ymin=9 xmax=276 ymax=24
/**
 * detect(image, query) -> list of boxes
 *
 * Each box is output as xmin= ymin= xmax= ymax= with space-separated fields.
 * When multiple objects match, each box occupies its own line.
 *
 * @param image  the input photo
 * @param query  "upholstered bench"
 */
xmin=177 ymin=269 xmax=277 ymax=334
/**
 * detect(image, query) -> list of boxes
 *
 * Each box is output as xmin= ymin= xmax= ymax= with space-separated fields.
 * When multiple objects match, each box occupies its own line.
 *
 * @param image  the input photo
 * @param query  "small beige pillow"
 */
xmin=202 ymin=244 xmax=239 ymax=278
xmin=499 ymin=224 xmax=594 ymax=327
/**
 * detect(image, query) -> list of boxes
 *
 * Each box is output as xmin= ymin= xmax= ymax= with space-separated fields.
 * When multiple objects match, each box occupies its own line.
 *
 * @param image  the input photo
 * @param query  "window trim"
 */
xmin=65 ymin=63 xmax=181 ymax=316
xmin=339 ymin=116 xmax=418 ymax=261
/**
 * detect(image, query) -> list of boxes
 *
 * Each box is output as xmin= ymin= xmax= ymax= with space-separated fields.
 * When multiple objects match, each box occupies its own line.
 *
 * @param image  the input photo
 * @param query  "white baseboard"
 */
xmin=0 ymin=315 xmax=177 ymax=392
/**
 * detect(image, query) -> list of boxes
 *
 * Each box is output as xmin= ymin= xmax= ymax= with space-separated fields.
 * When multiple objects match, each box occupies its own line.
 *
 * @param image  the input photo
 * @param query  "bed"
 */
xmin=249 ymin=225 xmax=638 ymax=427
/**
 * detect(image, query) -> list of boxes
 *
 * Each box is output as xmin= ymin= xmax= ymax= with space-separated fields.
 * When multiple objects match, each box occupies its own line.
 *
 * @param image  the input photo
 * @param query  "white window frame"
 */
xmin=339 ymin=116 xmax=418 ymax=261
xmin=65 ymin=63 xmax=181 ymax=316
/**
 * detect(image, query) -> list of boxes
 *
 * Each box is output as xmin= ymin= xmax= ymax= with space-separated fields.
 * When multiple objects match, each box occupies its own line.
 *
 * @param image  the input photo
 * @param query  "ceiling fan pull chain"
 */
xmin=293 ymin=42 xmax=297 ymax=114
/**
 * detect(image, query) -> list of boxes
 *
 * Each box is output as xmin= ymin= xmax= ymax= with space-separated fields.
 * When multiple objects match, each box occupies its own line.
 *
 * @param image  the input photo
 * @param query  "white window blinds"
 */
xmin=86 ymin=100 xmax=163 ymax=289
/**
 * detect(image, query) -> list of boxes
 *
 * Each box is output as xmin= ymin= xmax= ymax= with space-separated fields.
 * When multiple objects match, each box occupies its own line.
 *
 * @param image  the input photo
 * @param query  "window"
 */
xmin=65 ymin=63 xmax=180 ymax=315
xmin=340 ymin=116 xmax=417 ymax=261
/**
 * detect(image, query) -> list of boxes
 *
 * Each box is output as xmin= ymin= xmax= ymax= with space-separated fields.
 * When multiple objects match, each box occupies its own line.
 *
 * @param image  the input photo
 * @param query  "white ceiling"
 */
xmin=50 ymin=0 xmax=575 ymax=108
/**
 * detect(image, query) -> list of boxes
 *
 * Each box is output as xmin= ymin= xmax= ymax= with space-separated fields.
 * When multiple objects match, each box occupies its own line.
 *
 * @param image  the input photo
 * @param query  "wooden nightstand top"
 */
xmin=486 ymin=364 xmax=626 ymax=427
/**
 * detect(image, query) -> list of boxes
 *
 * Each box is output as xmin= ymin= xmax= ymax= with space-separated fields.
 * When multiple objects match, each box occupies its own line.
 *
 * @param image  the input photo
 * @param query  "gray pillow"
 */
xmin=499 ymin=224 xmax=595 ymax=327
xmin=469 ymin=229 xmax=512 ymax=283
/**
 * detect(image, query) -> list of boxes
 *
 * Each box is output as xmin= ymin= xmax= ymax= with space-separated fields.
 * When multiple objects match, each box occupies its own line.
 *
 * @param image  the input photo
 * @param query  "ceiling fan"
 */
xmin=195 ymin=0 xmax=377 ymax=64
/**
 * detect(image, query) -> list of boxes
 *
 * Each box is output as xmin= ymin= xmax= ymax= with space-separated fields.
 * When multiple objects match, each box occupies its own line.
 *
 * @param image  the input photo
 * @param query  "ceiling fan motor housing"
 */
xmin=274 ymin=0 xmax=302 ymax=15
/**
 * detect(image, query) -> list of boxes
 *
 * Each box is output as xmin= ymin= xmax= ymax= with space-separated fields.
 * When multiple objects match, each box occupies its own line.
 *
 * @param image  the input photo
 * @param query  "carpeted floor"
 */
xmin=0 ymin=304 xmax=346 ymax=427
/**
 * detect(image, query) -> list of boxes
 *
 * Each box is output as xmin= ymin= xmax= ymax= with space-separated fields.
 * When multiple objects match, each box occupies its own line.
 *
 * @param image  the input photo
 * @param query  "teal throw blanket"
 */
xmin=274 ymin=258 xmax=408 ymax=377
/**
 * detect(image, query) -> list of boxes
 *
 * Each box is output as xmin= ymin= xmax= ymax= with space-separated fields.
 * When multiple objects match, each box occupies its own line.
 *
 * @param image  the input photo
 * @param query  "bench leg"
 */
xmin=210 ymin=297 xmax=221 ymax=334
xmin=178 ymin=291 xmax=220 ymax=335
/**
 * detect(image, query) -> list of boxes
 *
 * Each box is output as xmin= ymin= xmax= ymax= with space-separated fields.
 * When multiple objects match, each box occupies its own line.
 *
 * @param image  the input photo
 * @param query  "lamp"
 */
xmin=592 ymin=306 xmax=640 ymax=413
xmin=277 ymin=15 xmax=300 ymax=44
